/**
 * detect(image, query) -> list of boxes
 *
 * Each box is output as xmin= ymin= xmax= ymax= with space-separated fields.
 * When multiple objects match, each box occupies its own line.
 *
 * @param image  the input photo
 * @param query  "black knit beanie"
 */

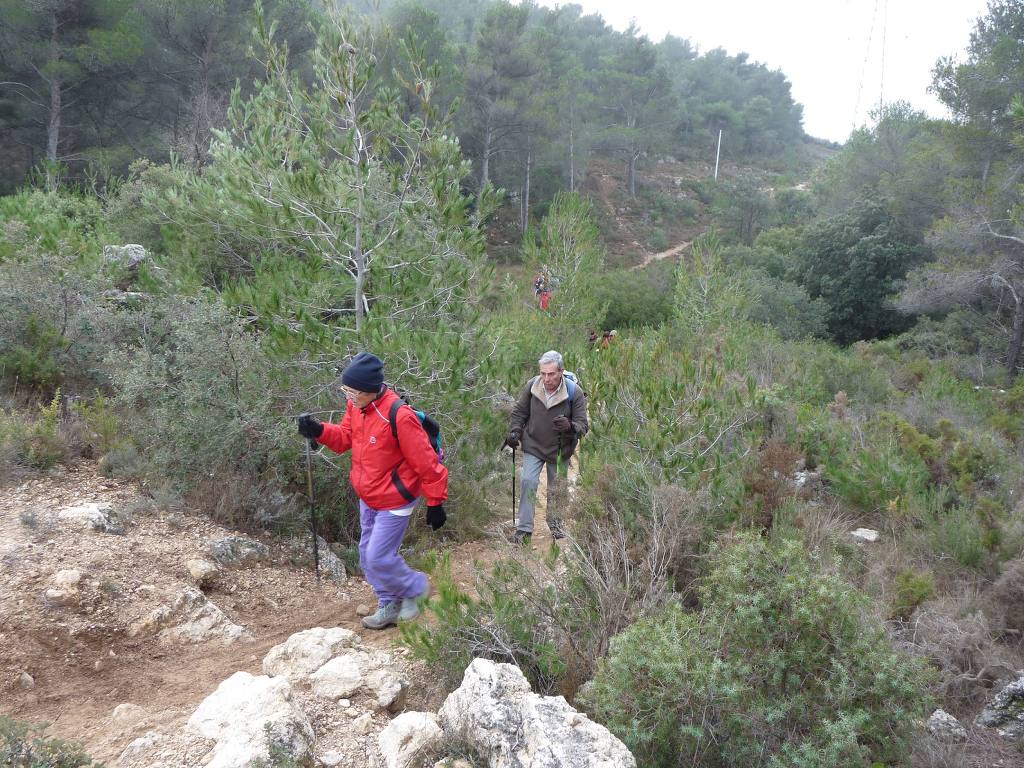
xmin=341 ymin=352 xmax=385 ymax=393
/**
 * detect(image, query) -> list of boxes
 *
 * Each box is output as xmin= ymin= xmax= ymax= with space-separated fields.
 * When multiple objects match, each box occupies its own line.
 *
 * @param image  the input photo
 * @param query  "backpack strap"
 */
xmin=388 ymin=399 xmax=404 ymax=445
xmin=387 ymin=398 xmax=417 ymax=502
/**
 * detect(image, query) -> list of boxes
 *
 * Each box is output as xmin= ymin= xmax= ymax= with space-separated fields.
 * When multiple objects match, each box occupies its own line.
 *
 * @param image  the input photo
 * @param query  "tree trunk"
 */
xmin=628 ymin=150 xmax=638 ymax=199
xmin=568 ymin=103 xmax=575 ymax=193
xmin=1007 ymin=293 xmax=1024 ymax=383
xmin=480 ymin=119 xmax=492 ymax=191
xmin=521 ymin=145 xmax=531 ymax=232
xmin=46 ymin=10 xmax=62 ymax=191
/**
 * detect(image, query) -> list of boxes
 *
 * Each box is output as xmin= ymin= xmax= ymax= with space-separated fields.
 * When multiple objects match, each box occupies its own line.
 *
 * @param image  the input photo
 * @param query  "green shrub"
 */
xmin=400 ymin=556 xmax=566 ymax=694
xmin=893 ymin=569 xmax=935 ymax=619
xmin=826 ymin=446 xmax=930 ymax=514
xmin=927 ymin=504 xmax=987 ymax=571
xmin=736 ymin=267 xmax=829 ymax=340
xmin=0 ymin=716 xmax=100 ymax=767
xmin=1 ymin=391 xmax=67 ymax=470
xmin=72 ymin=392 xmax=122 ymax=456
xmin=580 ymin=535 xmax=932 ymax=768
xmin=0 ymin=258 xmax=121 ymax=396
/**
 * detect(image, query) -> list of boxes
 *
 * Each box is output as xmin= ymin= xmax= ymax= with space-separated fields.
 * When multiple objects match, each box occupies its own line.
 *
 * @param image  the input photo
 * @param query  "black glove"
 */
xmin=426 ymin=504 xmax=446 ymax=531
xmin=552 ymin=415 xmax=572 ymax=432
xmin=297 ymin=413 xmax=324 ymax=439
xmin=504 ymin=430 xmax=521 ymax=449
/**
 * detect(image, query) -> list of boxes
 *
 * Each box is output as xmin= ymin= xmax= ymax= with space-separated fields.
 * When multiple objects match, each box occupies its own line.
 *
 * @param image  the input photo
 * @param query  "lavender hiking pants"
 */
xmin=358 ymin=499 xmax=428 ymax=604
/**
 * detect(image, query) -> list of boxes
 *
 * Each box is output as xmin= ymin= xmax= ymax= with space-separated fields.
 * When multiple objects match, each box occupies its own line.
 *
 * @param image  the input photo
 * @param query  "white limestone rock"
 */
xmin=439 ymin=658 xmax=635 ymax=768
xmin=378 ymin=712 xmax=443 ymax=768
xmin=976 ymin=673 xmax=1024 ymax=740
xmin=262 ymin=626 xmax=360 ymax=682
xmin=927 ymin=709 xmax=967 ymax=742
xmin=187 ymin=672 xmax=314 ymax=768
xmin=57 ymin=502 xmax=123 ymax=533
xmin=850 ymin=527 xmax=880 ymax=544
xmin=310 ymin=655 xmax=364 ymax=699
xmin=128 ymin=588 xmax=251 ymax=644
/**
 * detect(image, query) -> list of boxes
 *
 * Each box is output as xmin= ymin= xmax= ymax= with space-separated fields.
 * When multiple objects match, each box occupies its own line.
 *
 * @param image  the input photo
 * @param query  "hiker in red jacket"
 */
xmin=297 ymin=352 xmax=447 ymax=629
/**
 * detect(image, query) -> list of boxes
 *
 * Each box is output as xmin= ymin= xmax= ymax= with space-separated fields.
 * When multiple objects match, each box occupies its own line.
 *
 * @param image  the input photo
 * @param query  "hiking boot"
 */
xmin=548 ymin=519 xmax=566 ymax=540
xmin=399 ymin=583 xmax=431 ymax=621
xmin=509 ymin=530 xmax=532 ymax=545
xmin=361 ymin=601 xmax=401 ymax=630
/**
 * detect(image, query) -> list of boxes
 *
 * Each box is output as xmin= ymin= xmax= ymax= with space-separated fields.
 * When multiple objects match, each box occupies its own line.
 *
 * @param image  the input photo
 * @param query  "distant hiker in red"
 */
xmin=297 ymin=352 xmax=447 ymax=630
xmin=539 ymin=290 xmax=552 ymax=311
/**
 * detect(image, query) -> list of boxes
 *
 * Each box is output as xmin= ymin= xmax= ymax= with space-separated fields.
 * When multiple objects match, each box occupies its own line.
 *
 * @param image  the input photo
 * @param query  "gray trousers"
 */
xmin=517 ymin=451 xmax=568 ymax=534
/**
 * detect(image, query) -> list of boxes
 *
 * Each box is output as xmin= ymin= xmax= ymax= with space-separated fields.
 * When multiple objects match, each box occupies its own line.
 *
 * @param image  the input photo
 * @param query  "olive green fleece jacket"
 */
xmin=509 ymin=375 xmax=589 ymax=463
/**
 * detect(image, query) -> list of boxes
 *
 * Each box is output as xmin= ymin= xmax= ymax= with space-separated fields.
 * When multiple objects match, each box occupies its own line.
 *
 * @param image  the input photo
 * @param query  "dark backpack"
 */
xmin=388 ymin=396 xmax=444 ymax=462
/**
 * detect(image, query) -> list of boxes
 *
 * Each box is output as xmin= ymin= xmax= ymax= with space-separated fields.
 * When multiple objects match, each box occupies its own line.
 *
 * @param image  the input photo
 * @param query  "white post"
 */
xmin=714 ymin=129 xmax=723 ymax=181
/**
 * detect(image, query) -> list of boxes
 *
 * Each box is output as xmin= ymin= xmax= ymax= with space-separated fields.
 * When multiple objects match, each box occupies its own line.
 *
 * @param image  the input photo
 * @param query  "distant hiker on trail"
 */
xmin=587 ymin=329 xmax=599 ymax=347
xmin=533 ymin=272 xmax=547 ymax=297
xmin=600 ymin=329 xmax=618 ymax=350
xmin=297 ymin=352 xmax=447 ymax=630
xmin=503 ymin=350 xmax=588 ymax=544
xmin=538 ymin=289 xmax=552 ymax=311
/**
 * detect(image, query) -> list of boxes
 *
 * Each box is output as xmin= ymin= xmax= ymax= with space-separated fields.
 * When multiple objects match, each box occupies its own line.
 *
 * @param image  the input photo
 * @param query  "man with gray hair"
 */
xmin=504 ymin=350 xmax=589 ymax=543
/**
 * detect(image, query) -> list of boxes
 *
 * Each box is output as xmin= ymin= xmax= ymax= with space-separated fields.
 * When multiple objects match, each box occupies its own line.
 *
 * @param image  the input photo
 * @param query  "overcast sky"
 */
xmin=551 ymin=0 xmax=990 ymax=144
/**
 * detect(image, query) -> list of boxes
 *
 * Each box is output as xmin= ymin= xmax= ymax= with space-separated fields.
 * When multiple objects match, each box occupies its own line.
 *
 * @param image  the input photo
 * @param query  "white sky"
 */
xmin=551 ymin=0 xmax=990 ymax=143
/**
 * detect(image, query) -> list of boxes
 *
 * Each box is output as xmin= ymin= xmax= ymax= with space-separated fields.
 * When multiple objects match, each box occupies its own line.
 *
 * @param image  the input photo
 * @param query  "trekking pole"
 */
xmin=305 ymin=439 xmax=320 ymax=583
xmin=512 ymin=445 xmax=517 ymax=528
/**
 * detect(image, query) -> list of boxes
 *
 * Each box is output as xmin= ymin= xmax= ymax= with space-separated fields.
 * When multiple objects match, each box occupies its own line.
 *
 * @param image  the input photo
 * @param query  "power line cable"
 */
xmin=852 ymin=0 xmax=879 ymax=131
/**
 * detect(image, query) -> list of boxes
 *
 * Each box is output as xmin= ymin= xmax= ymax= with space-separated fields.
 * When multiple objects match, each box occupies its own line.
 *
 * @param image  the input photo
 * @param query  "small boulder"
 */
xmin=57 ymin=502 xmax=123 ymax=534
xmin=129 ymin=588 xmax=251 ymax=645
xmin=320 ymin=751 xmax=345 ymax=767
xmin=119 ymin=731 xmax=162 ymax=763
xmin=186 ymin=559 xmax=220 ymax=589
xmin=310 ymin=655 xmax=363 ymax=700
xmin=45 ymin=569 xmax=83 ymax=607
xmin=187 ymin=671 xmax=314 ymax=768
xmin=976 ymin=673 xmax=1024 ymax=740
xmin=263 ymin=627 xmax=360 ymax=682
xmin=353 ymin=712 xmax=374 ymax=735
xmin=927 ymin=709 xmax=967 ymax=742
xmin=439 ymin=658 xmax=635 ymax=768
xmin=17 ymin=672 xmax=34 ymax=690
xmin=103 ymin=244 xmax=148 ymax=269
xmin=850 ymin=527 xmax=880 ymax=544
xmin=207 ymin=535 xmax=270 ymax=567
xmin=112 ymin=702 xmax=146 ymax=726
xmin=364 ymin=668 xmax=409 ymax=712
xmin=378 ymin=712 xmax=443 ymax=768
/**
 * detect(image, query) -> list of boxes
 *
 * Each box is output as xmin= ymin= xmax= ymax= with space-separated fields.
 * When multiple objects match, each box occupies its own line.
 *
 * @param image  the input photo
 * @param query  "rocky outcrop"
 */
xmin=187 ymin=672 xmax=314 ymax=768
xmin=206 ymin=535 xmax=270 ymax=567
xmin=378 ymin=712 xmax=443 ymax=768
xmin=262 ymin=626 xmax=360 ymax=682
xmin=103 ymin=244 xmax=148 ymax=270
xmin=128 ymin=588 xmax=251 ymax=644
xmin=439 ymin=658 xmax=635 ymax=768
xmin=57 ymin=502 xmax=124 ymax=534
xmin=120 ymin=630 xmax=635 ymax=768
xmin=976 ymin=673 xmax=1024 ymax=740
xmin=927 ymin=709 xmax=967 ymax=742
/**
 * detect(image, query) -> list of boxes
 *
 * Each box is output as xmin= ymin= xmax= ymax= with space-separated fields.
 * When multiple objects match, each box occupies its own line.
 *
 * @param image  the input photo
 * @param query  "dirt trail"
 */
xmin=0 ymin=462 xmax=506 ymax=763
xmin=631 ymin=238 xmax=692 ymax=271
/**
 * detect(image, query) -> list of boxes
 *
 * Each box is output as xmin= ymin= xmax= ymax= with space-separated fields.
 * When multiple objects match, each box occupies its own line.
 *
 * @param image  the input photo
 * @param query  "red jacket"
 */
xmin=317 ymin=388 xmax=448 ymax=509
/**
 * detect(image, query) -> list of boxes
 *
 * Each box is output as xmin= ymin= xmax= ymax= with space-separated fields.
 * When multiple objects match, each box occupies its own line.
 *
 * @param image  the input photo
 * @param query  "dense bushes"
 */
xmin=0 ymin=716 xmax=99 ymax=767
xmin=580 ymin=535 xmax=933 ymax=768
